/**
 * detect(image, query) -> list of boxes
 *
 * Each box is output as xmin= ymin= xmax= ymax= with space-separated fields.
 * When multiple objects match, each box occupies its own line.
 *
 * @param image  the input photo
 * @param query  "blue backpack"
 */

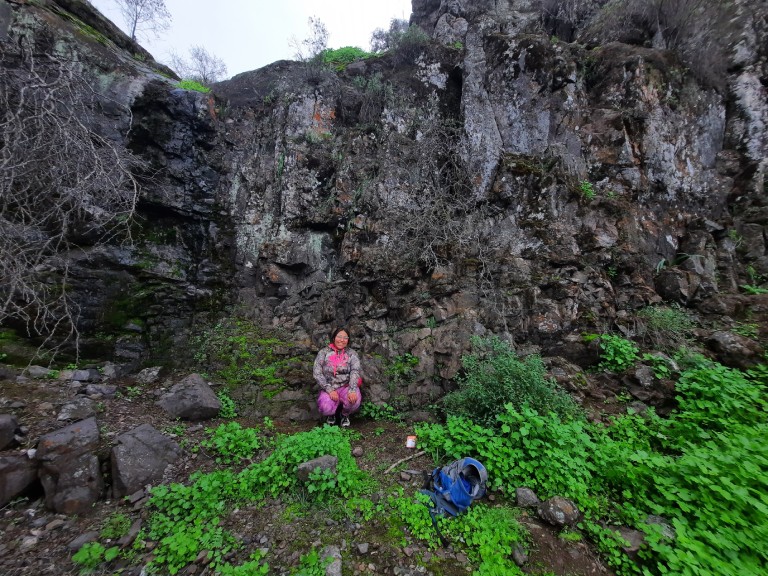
xmin=421 ymin=457 xmax=488 ymax=517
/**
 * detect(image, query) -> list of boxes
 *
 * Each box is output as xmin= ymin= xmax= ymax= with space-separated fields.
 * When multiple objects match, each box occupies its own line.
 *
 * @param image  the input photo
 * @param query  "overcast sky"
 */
xmin=89 ymin=0 xmax=413 ymax=79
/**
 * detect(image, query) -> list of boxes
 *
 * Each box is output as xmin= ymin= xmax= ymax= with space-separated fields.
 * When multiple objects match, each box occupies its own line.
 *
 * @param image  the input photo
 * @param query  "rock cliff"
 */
xmin=1 ymin=0 xmax=766 ymax=418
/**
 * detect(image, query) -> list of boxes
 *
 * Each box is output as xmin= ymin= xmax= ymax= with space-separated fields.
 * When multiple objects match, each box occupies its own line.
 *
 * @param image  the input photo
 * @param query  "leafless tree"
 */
xmin=114 ymin=0 xmax=171 ymax=42
xmin=370 ymin=18 xmax=410 ymax=52
xmin=382 ymin=116 xmax=495 ymax=273
xmin=168 ymin=45 xmax=228 ymax=84
xmin=0 ymin=43 xmax=143 ymax=361
xmin=290 ymin=16 xmax=329 ymax=62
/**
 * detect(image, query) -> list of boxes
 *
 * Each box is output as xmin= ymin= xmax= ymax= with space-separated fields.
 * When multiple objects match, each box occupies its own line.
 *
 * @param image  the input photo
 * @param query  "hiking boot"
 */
xmin=340 ymin=415 xmax=351 ymax=427
xmin=326 ymin=415 xmax=336 ymax=426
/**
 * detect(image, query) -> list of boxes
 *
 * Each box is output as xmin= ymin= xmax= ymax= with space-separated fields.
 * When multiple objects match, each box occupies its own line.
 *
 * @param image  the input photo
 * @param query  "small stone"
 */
xmin=20 ymin=536 xmax=38 ymax=550
xmin=46 ymin=518 xmax=66 ymax=531
xmin=127 ymin=489 xmax=145 ymax=504
xmin=403 ymin=546 xmax=414 ymax=557
xmin=512 ymin=545 xmax=528 ymax=566
xmin=356 ymin=542 xmax=369 ymax=554
xmin=67 ymin=531 xmax=99 ymax=551
xmin=400 ymin=472 xmax=412 ymax=482
xmin=352 ymin=446 xmax=364 ymax=457
xmin=195 ymin=549 xmax=210 ymax=564
xmin=456 ymin=552 xmax=469 ymax=564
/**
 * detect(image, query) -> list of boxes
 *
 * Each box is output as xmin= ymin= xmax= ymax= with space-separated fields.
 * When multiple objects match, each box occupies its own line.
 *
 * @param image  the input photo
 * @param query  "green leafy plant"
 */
xmin=200 ymin=421 xmax=260 ymax=464
xmin=163 ymin=422 xmax=186 ymax=436
xmin=192 ymin=318 xmax=295 ymax=394
xmin=176 ymin=79 xmax=211 ymax=93
xmin=305 ymin=467 xmax=338 ymax=501
xmin=144 ymin=426 xmax=372 ymax=575
xmin=217 ymin=389 xmax=237 ymax=418
xmin=579 ymin=180 xmax=596 ymax=200
xmin=732 ymin=322 xmax=759 ymax=339
xmin=217 ymin=551 xmax=269 ymax=575
xmin=386 ymin=353 xmax=419 ymax=382
xmin=321 ymin=46 xmax=373 ymax=70
xmin=595 ymin=334 xmax=639 ymax=372
xmin=417 ymin=358 xmax=768 ymax=576
xmin=443 ymin=336 xmax=579 ymax=428
xmin=71 ymin=542 xmax=119 ymax=572
xmin=125 ymin=385 xmax=142 ymax=399
xmin=289 ymin=549 xmax=331 ymax=576
xmin=740 ymin=284 xmax=768 ymax=295
xmin=641 ymin=353 xmax=673 ymax=380
xmin=100 ymin=512 xmax=132 ymax=540
xmin=360 ymin=401 xmax=401 ymax=421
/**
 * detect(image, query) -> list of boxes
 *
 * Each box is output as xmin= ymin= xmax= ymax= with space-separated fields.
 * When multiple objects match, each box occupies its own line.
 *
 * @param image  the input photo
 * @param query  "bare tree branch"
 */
xmin=114 ymin=0 xmax=172 ymax=42
xmin=168 ymin=45 xmax=228 ymax=84
xmin=0 ymin=41 xmax=144 ymax=362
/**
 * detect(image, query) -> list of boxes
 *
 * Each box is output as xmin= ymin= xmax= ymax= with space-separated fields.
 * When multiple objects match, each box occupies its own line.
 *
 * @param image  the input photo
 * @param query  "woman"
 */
xmin=314 ymin=327 xmax=362 ymax=427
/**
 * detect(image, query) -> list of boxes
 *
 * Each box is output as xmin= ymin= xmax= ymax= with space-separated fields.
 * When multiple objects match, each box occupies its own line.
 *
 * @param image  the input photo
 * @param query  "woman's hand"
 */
xmin=347 ymin=391 xmax=358 ymax=403
xmin=329 ymin=390 xmax=339 ymax=402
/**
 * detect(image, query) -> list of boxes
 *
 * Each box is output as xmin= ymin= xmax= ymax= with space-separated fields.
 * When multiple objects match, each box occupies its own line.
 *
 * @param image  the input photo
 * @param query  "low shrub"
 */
xmin=443 ymin=336 xmax=579 ymax=427
xmin=176 ymin=79 xmax=210 ymax=93
xmin=321 ymin=46 xmax=373 ymax=70
xmin=636 ymin=304 xmax=696 ymax=349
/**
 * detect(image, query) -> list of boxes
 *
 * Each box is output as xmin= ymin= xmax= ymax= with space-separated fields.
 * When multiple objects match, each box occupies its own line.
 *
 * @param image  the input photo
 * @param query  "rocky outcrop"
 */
xmin=1 ymin=0 xmax=766 ymax=419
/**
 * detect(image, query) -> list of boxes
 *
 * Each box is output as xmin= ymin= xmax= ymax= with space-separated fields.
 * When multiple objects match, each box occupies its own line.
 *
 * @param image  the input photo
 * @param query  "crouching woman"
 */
xmin=314 ymin=327 xmax=362 ymax=427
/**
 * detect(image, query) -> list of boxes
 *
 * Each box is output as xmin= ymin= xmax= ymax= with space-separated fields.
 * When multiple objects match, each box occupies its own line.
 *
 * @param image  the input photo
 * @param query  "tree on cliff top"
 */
xmin=168 ymin=45 xmax=228 ymax=85
xmin=114 ymin=0 xmax=171 ymax=42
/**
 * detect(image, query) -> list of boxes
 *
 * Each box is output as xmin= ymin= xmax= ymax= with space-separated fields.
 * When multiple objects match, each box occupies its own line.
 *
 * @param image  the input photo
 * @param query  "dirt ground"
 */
xmin=0 ymin=372 xmax=615 ymax=576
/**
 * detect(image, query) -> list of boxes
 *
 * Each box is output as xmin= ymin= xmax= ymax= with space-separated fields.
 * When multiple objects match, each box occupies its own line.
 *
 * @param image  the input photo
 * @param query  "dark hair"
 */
xmin=329 ymin=327 xmax=351 ymax=346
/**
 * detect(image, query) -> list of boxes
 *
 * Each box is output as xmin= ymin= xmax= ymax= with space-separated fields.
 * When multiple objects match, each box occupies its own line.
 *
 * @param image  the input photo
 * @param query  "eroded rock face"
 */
xmin=2 ymin=0 xmax=767 ymax=419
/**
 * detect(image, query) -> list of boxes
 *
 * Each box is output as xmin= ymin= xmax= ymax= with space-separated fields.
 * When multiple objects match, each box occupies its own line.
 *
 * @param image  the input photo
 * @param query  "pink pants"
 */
xmin=317 ymin=386 xmax=361 ymax=417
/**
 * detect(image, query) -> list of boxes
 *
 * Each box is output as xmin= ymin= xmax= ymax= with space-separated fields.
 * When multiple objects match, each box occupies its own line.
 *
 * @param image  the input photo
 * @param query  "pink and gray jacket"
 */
xmin=313 ymin=344 xmax=361 ymax=394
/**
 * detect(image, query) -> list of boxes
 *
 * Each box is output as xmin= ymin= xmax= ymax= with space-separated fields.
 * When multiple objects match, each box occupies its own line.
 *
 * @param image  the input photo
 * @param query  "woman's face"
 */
xmin=333 ymin=331 xmax=349 ymax=349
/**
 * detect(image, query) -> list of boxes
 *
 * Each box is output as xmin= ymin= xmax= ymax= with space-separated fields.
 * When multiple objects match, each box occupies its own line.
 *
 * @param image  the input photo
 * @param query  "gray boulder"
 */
xmin=40 ymin=453 xmax=103 ymax=514
xmin=111 ymin=424 xmax=181 ymax=498
xmin=136 ymin=366 xmax=163 ymax=385
xmin=36 ymin=418 xmax=102 ymax=513
xmin=85 ymin=383 xmax=118 ymax=397
xmin=57 ymin=397 xmax=96 ymax=421
xmin=515 ymin=487 xmax=540 ymax=508
xmin=71 ymin=368 xmax=101 ymax=382
xmin=25 ymin=365 xmax=51 ymax=379
xmin=0 ymin=454 xmax=39 ymax=507
xmin=156 ymin=374 xmax=220 ymax=420
xmin=37 ymin=417 xmax=99 ymax=460
xmin=0 ymin=414 xmax=19 ymax=450
xmin=297 ymin=455 xmax=338 ymax=484
xmin=537 ymin=496 xmax=581 ymax=527
xmin=706 ymin=330 xmax=764 ymax=369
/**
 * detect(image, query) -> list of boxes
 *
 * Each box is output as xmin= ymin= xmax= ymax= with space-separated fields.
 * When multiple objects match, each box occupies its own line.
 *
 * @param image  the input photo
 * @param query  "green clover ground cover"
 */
xmin=417 ymin=360 xmax=768 ymax=576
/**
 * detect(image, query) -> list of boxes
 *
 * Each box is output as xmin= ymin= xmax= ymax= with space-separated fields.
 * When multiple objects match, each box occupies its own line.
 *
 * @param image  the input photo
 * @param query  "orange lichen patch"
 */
xmin=311 ymin=102 xmax=337 ymax=136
